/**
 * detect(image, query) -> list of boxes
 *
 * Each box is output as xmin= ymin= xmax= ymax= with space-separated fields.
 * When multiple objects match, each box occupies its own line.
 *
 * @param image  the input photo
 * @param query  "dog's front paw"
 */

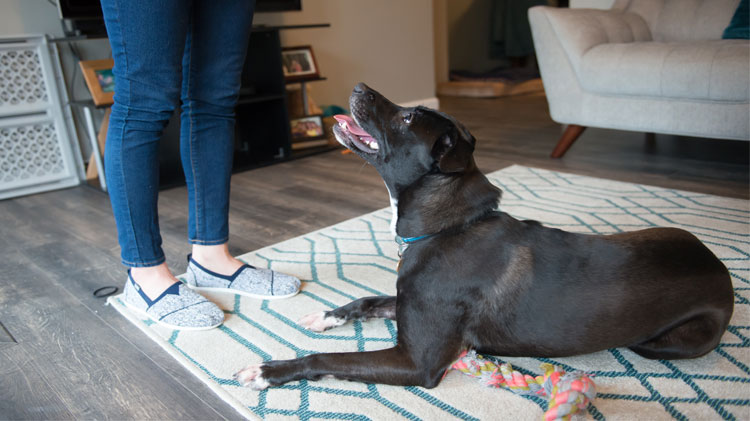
xmin=234 ymin=364 xmax=270 ymax=390
xmin=298 ymin=311 xmax=346 ymax=332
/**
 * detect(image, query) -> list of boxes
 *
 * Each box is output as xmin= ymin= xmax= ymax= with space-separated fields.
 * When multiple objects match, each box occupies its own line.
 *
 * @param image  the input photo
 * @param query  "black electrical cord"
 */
xmin=93 ymin=286 xmax=118 ymax=298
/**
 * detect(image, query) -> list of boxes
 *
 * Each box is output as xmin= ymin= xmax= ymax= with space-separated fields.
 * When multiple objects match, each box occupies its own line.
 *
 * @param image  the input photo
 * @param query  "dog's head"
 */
xmin=333 ymin=83 xmax=477 ymax=193
xmin=334 ymin=83 xmax=499 ymax=237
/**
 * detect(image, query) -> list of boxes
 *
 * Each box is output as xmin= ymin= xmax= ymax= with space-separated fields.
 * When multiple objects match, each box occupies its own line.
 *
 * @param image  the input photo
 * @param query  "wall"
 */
xmin=254 ymin=0 xmax=437 ymax=108
xmin=433 ymin=0 xmax=450 ymax=84
xmin=1 ymin=0 xmax=63 ymax=36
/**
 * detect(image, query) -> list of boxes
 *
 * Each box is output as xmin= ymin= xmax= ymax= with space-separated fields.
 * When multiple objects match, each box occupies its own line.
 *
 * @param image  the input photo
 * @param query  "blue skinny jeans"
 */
xmin=100 ymin=0 xmax=255 ymax=267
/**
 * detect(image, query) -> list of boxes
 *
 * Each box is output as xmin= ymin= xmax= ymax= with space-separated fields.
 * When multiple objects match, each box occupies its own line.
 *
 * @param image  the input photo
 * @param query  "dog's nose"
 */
xmin=353 ymin=83 xmax=368 ymax=94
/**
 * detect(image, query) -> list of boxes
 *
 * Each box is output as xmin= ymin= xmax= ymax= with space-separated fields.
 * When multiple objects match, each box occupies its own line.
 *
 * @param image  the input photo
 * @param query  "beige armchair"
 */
xmin=529 ymin=0 xmax=749 ymax=158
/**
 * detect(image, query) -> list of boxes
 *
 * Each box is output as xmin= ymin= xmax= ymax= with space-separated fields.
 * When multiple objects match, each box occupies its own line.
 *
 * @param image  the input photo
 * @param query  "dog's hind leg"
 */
xmin=299 ymin=296 xmax=396 ymax=332
xmin=628 ymin=311 xmax=728 ymax=360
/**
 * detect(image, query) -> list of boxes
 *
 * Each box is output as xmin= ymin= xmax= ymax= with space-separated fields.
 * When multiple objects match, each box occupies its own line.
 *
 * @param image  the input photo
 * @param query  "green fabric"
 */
xmin=723 ymin=0 xmax=749 ymax=39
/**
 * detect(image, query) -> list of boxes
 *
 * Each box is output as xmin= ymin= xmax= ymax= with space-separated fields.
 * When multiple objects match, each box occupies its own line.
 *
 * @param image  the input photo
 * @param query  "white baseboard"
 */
xmin=398 ymin=96 xmax=440 ymax=110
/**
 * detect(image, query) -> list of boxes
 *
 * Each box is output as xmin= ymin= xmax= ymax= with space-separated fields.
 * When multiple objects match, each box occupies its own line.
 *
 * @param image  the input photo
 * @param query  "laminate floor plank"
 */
xmin=36 ymin=262 xmax=247 ymax=421
xmin=0 ymin=251 xmax=234 ymax=419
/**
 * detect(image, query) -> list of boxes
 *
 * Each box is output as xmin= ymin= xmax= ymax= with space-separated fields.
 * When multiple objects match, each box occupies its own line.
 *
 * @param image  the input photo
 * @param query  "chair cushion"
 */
xmin=580 ymin=40 xmax=750 ymax=101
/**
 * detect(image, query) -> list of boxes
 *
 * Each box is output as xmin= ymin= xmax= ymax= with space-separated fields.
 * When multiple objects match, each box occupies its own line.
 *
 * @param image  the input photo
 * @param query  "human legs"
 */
xmin=102 ymin=0 xmax=193 ymax=297
xmin=102 ymin=0 xmax=225 ymax=329
xmin=104 ymin=0 xmax=297 ymax=315
xmin=179 ymin=0 xmax=254 ymax=275
xmin=177 ymin=1 xmax=300 ymax=298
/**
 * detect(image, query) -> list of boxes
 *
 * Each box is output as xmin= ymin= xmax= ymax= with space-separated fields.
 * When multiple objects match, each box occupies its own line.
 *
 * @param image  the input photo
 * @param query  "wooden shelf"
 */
xmin=236 ymin=93 xmax=286 ymax=105
xmin=290 ymin=144 xmax=339 ymax=159
xmin=254 ymin=23 xmax=331 ymax=31
xmin=284 ymin=76 xmax=328 ymax=86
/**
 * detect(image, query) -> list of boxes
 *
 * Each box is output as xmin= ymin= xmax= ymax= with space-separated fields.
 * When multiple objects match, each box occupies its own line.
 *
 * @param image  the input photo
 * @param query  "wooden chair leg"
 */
xmin=86 ymin=107 xmax=111 ymax=181
xmin=550 ymin=124 xmax=586 ymax=158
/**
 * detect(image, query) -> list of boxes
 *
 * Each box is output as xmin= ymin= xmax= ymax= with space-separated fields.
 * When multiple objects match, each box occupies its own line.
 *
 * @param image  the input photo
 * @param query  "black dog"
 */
xmin=235 ymin=83 xmax=734 ymax=390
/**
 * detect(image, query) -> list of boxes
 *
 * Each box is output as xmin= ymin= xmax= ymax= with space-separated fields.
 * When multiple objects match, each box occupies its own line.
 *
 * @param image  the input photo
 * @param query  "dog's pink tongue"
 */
xmin=334 ymin=114 xmax=372 ymax=137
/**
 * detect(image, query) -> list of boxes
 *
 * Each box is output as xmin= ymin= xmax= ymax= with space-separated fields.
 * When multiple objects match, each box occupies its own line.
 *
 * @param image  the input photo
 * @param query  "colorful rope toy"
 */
xmin=451 ymin=350 xmax=596 ymax=421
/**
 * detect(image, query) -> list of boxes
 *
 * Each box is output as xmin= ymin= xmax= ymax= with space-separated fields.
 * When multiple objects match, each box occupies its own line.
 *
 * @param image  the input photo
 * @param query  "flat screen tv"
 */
xmin=57 ymin=0 xmax=103 ymax=20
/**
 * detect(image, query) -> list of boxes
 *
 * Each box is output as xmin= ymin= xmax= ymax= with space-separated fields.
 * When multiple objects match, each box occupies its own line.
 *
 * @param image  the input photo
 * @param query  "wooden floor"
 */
xmin=1 ymin=93 xmax=747 ymax=419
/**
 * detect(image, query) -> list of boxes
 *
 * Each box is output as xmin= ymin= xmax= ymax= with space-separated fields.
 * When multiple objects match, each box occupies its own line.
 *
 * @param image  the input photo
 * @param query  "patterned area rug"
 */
xmin=108 ymin=165 xmax=750 ymax=420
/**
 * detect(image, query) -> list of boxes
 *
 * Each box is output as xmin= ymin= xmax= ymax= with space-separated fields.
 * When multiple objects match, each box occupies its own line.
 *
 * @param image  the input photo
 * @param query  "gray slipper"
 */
xmin=122 ymin=271 xmax=224 ymax=330
xmin=183 ymin=255 xmax=301 ymax=300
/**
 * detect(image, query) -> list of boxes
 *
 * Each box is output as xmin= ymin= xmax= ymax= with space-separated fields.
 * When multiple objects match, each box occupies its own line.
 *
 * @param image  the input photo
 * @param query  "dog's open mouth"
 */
xmin=333 ymin=114 xmax=379 ymax=154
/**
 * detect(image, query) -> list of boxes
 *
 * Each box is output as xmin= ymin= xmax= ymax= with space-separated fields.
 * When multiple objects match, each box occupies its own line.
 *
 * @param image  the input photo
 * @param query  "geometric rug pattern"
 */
xmin=109 ymin=165 xmax=750 ymax=420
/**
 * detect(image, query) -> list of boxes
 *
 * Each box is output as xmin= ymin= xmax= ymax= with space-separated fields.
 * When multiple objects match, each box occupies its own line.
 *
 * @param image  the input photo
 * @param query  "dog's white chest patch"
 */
xmin=384 ymin=182 xmax=398 ymax=235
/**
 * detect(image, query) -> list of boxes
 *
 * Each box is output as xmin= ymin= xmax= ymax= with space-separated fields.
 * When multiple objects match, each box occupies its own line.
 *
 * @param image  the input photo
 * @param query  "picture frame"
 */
xmin=79 ymin=59 xmax=115 ymax=106
xmin=281 ymin=46 xmax=319 ymax=82
xmin=290 ymin=115 xmax=326 ymax=141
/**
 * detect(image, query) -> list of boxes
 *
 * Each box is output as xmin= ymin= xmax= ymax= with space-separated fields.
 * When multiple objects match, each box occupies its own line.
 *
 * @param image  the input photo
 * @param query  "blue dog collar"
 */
xmin=399 ymin=235 xmax=432 ymax=243
xmin=395 ymin=234 xmax=433 ymax=256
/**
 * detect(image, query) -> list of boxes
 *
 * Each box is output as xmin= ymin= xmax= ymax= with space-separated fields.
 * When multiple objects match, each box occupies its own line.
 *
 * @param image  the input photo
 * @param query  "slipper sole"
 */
xmin=188 ymin=285 xmax=300 ymax=300
xmin=121 ymin=299 xmax=224 ymax=331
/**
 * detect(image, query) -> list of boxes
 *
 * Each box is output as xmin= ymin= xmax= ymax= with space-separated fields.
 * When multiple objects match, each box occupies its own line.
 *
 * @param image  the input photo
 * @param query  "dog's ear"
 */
xmin=431 ymin=132 xmax=475 ymax=173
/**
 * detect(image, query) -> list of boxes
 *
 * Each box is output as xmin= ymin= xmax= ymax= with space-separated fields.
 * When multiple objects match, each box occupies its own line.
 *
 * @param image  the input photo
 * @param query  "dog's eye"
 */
xmin=403 ymin=113 xmax=413 ymax=124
